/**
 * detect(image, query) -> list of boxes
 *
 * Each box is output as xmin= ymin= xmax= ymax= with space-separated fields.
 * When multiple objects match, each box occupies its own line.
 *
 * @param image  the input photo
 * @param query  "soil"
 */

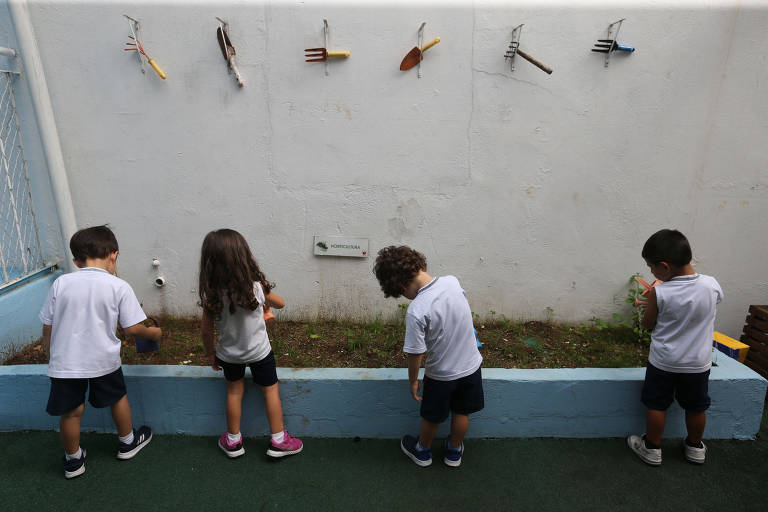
xmin=2 ymin=317 xmax=649 ymax=369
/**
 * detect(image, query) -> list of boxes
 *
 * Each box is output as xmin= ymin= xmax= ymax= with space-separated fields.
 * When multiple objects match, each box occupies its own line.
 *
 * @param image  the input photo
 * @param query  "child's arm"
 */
xmin=407 ymin=352 xmax=425 ymax=401
xmin=641 ymin=287 xmax=659 ymax=331
xmin=123 ymin=321 xmax=162 ymax=342
xmin=265 ymin=291 xmax=285 ymax=310
xmin=201 ymin=309 xmax=219 ymax=370
xmin=42 ymin=325 xmax=52 ymax=359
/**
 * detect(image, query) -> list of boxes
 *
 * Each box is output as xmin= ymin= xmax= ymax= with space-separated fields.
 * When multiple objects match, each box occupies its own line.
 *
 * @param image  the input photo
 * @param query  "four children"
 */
xmin=39 ymin=225 xmax=723 ymax=478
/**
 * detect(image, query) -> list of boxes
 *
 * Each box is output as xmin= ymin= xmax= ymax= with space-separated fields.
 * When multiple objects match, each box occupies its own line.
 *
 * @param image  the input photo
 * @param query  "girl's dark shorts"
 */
xmin=46 ymin=367 xmax=127 ymax=416
xmin=641 ymin=362 xmax=711 ymax=412
xmin=216 ymin=351 xmax=278 ymax=387
xmin=420 ymin=366 xmax=484 ymax=424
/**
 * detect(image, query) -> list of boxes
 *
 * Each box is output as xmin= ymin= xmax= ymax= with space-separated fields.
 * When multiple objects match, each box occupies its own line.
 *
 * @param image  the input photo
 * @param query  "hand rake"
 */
xmin=591 ymin=39 xmax=635 ymax=53
xmin=123 ymin=18 xmax=166 ymax=80
xmin=304 ymin=48 xmax=350 ymax=62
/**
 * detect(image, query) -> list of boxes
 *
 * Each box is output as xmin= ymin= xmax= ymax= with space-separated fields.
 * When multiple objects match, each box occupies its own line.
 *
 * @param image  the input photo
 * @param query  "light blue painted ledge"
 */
xmin=1 ymin=354 xmax=765 ymax=439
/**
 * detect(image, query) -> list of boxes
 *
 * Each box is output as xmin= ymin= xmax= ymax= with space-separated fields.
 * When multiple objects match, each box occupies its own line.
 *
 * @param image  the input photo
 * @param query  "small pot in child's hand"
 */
xmin=135 ymin=317 xmax=160 ymax=353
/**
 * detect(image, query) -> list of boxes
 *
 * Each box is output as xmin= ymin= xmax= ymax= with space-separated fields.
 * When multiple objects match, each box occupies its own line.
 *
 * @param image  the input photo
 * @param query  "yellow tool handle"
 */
xmin=326 ymin=51 xmax=351 ymax=58
xmin=148 ymin=58 xmax=167 ymax=79
xmin=420 ymin=37 xmax=440 ymax=52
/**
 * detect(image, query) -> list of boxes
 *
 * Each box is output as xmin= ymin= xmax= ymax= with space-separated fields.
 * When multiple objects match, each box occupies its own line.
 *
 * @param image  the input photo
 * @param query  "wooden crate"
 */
xmin=740 ymin=305 xmax=768 ymax=379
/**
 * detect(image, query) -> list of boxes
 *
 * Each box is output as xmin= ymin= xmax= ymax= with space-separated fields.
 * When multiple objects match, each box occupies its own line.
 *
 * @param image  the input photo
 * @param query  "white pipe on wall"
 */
xmin=8 ymin=0 xmax=77 ymax=271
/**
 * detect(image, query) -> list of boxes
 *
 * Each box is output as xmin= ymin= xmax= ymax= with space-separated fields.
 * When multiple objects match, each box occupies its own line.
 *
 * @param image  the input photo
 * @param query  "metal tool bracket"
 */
xmin=504 ymin=24 xmax=524 ymax=72
xmin=417 ymin=22 xmax=426 ymax=78
xmin=124 ymin=15 xmax=146 ymax=75
xmin=323 ymin=19 xmax=329 ymax=76
xmin=0 ymin=46 xmax=21 ymax=75
xmin=602 ymin=18 xmax=625 ymax=68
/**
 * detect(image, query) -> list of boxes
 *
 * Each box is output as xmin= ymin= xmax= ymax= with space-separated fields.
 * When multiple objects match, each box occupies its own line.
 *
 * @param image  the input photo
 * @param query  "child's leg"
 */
xmin=226 ymin=379 xmax=245 ymax=434
xmin=61 ymin=403 xmax=85 ymax=455
xmin=260 ymin=382 xmax=284 ymax=434
xmin=449 ymin=413 xmax=469 ymax=448
xmin=418 ymin=418 xmax=439 ymax=448
xmin=109 ymin=395 xmax=133 ymax=437
xmin=685 ymin=410 xmax=706 ymax=445
xmin=645 ymin=409 xmax=666 ymax=446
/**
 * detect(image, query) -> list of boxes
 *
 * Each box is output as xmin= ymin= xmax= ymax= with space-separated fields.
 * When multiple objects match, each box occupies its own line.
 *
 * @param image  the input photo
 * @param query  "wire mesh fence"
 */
xmin=0 ymin=70 xmax=44 ymax=287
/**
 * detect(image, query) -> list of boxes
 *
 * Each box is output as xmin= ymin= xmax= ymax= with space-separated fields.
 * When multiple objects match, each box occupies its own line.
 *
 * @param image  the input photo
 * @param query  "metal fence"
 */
xmin=0 ymin=69 xmax=44 ymax=288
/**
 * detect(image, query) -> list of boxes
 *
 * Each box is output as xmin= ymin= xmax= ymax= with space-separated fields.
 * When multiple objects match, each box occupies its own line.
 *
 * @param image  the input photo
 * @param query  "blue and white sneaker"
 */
xmin=400 ymin=435 xmax=432 ymax=467
xmin=117 ymin=426 xmax=153 ymax=460
xmin=444 ymin=439 xmax=464 ymax=467
xmin=63 ymin=448 xmax=86 ymax=479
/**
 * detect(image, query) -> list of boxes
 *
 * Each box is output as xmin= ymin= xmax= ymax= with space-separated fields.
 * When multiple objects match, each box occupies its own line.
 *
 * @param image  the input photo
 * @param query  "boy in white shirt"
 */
xmin=374 ymin=246 xmax=483 ymax=467
xmin=628 ymin=229 xmax=723 ymax=466
xmin=40 ymin=226 xmax=161 ymax=478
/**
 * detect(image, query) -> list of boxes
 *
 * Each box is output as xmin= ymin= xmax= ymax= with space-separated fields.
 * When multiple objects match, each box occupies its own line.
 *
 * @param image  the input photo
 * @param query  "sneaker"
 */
xmin=400 ymin=435 xmax=432 ymax=467
xmin=683 ymin=439 xmax=707 ymax=464
xmin=63 ymin=448 xmax=86 ymax=479
xmin=218 ymin=433 xmax=245 ymax=458
xmin=444 ymin=439 xmax=464 ymax=467
xmin=117 ymin=426 xmax=153 ymax=460
xmin=266 ymin=431 xmax=303 ymax=458
xmin=627 ymin=434 xmax=662 ymax=466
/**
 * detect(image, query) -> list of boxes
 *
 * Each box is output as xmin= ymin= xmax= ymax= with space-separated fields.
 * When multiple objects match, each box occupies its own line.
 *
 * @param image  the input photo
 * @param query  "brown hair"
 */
xmin=198 ymin=229 xmax=274 ymax=319
xmin=373 ymin=245 xmax=426 ymax=298
xmin=70 ymin=225 xmax=119 ymax=263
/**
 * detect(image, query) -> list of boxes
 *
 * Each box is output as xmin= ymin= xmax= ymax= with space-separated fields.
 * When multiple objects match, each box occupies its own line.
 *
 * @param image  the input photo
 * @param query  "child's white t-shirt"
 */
xmin=649 ymin=273 xmax=723 ymax=373
xmin=404 ymin=276 xmax=483 ymax=381
xmin=215 ymin=281 xmax=272 ymax=364
xmin=39 ymin=267 xmax=147 ymax=378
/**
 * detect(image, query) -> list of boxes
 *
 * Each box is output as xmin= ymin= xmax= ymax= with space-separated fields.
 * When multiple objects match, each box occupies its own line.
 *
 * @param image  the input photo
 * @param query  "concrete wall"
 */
xmin=5 ymin=1 xmax=768 ymax=333
xmin=1 ymin=354 xmax=765 ymax=439
xmin=0 ymin=269 xmax=61 ymax=352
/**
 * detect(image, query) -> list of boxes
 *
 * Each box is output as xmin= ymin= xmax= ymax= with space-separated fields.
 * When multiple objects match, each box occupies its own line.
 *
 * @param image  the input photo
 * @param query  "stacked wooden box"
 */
xmin=740 ymin=305 xmax=768 ymax=379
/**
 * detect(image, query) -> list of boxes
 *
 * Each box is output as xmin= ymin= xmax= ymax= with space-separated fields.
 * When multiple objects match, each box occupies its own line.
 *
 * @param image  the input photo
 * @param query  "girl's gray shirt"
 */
xmin=216 ymin=282 xmax=272 ymax=364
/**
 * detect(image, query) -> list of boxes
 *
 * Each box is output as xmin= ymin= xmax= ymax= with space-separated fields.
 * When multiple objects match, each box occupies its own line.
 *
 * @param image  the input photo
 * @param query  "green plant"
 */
xmin=544 ymin=306 xmax=555 ymax=324
xmin=625 ymin=273 xmax=652 ymax=344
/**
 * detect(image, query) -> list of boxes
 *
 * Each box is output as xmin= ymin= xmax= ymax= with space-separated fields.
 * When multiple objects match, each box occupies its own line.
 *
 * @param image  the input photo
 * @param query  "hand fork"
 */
xmin=592 ymin=39 xmax=635 ymax=53
xmin=304 ymin=48 xmax=350 ymax=62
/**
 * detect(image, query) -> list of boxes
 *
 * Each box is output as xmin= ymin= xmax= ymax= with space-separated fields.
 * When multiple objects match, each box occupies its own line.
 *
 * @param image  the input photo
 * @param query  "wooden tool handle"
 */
xmin=327 ymin=50 xmax=351 ymax=58
xmin=148 ymin=58 xmax=166 ymax=79
xmin=515 ymin=49 xmax=552 ymax=75
xmin=420 ymin=37 xmax=440 ymax=52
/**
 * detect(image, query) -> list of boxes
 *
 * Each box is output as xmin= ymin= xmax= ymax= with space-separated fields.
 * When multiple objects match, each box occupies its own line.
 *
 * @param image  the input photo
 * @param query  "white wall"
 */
xmin=19 ymin=0 xmax=768 ymax=333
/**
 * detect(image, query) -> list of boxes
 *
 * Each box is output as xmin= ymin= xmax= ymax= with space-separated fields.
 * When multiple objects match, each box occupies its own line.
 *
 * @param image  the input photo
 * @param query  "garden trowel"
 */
xmin=399 ymin=37 xmax=440 ymax=71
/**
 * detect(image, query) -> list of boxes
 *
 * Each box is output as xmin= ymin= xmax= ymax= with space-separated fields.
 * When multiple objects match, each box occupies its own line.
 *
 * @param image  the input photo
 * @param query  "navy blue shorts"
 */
xmin=420 ymin=366 xmax=484 ymax=424
xmin=641 ymin=362 xmax=711 ymax=412
xmin=46 ymin=367 xmax=127 ymax=416
xmin=216 ymin=351 xmax=278 ymax=387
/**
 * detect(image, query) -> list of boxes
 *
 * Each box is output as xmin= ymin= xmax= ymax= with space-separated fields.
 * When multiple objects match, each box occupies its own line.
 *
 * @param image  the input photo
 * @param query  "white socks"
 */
xmin=271 ymin=431 xmax=285 ymax=444
xmin=65 ymin=447 xmax=82 ymax=460
xmin=119 ymin=431 xmax=134 ymax=446
xmin=227 ymin=432 xmax=242 ymax=444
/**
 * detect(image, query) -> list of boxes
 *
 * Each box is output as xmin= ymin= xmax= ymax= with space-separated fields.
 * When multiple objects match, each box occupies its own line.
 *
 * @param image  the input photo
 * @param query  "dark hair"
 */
xmin=373 ymin=245 xmax=427 ymax=298
xmin=641 ymin=229 xmax=692 ymax=267
xmin=70 ymin=225 xmax=119 ymax=262
xmin=198 ymin=229 xmax=274 ymax=319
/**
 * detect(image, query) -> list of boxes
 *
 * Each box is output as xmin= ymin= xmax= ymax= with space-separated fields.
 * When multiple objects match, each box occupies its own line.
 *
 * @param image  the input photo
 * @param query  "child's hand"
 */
xmin=410 ymin=380 xmax=422 ymax=401
xmin=210 ymin=354 xmax=220 ymax=371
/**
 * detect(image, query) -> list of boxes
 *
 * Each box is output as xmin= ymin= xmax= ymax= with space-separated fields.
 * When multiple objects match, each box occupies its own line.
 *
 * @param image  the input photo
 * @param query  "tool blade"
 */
xmin=216 ymin=27 xmax=229 ymax=61
xmin=591 ymin=49 xmax=610 ymax=53
xmin=399 ymin=46 xmax=422 ymax=71
xmin=305 ymin=58 xmax=326 ymax=62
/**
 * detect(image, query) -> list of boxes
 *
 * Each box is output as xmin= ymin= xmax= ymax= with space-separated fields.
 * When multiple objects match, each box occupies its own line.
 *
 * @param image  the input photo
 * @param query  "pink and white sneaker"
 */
xmin=267 ymin=431 xmax=303 ymax=458
xmin=218 ymin=433 xmax=245 ymax=458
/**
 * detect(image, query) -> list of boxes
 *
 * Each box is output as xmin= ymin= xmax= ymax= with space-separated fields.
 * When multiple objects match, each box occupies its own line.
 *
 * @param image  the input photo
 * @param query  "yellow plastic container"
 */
xmin=713 ymin=331 xmax=750 ymax=363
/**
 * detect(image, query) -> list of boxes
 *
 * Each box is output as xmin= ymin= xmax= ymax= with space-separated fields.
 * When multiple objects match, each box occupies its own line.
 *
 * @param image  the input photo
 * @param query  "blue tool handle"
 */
xmin=616 ymin=44 xmax=635 ymax=52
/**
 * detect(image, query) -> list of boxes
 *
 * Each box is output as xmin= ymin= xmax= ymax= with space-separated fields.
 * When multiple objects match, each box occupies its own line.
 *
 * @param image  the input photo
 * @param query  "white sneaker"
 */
xmin=683 ymin=439 xmax=707 ymax=464
xmin=627 ymin=434 xmax=662 ymax=466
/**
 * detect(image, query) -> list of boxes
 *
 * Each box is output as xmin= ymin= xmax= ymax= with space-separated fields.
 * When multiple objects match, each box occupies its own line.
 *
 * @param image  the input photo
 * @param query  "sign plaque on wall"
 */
xmin=313 ymin=236 xmax=369 ymax=258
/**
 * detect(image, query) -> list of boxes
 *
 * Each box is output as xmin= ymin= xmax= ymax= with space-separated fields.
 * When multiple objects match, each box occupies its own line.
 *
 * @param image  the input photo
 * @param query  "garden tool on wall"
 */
xmin=123 ymin=15 xmax=166 ymax=79
xmin=593 ymin=18 xmax=632 ymax=68
xmin=216 ymin=17 xmax=244 ymax=87
xmin=305 ymin=19 xmax=349 ymax=76
xmin=400 ymin=22 xmax=440 ymax=77
xmin=504 ymin=24 xmax=552 ymax=75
